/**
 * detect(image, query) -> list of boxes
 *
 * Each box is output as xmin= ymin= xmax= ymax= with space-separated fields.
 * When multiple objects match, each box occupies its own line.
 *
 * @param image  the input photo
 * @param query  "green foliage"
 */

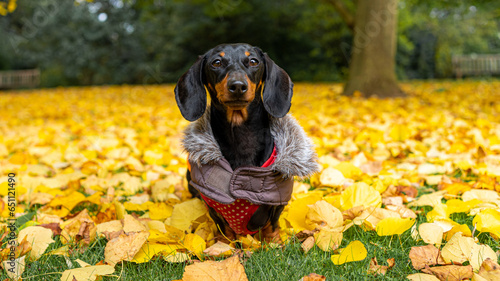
xmin=0 ymin=0 xmax=498 ymax=85
xmin=398 ymin=0 xmax=500 ymax=78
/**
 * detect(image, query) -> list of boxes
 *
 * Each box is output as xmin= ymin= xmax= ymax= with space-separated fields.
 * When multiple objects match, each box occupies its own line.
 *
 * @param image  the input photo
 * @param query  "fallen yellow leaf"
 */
xmin=183 ymin=233 xmax=206 ymax=259
xmin=376 ymin=217 xmax=415 ymax=236
xmin=305 ymin=200 xmax=343 ymax=230
xmin=104 ymin=231 xmax=149 ymax=266
xmin=132 ymin=242 xmax=183 ymax=263
xmin=169 ymin=198 xmax=207 ymax=232
xmin=60 ymin=264 xmax=114 ymax=281
xmin=339 ymin=182 xmax=381 ymax=211
xmin=473 ymin=208 xmax=500 ymax=238
xmin=418 ymin=223 xmax=444 ymax=246
xmin=2 ymin=255 xmax=25 ymax=281
xmin=314 ymin=228 xmax=343 ymax=252
xmin=18 ymin=226 xmax=55 ymax=260
xmin=331 ymin=240 xmax=367 ymax=265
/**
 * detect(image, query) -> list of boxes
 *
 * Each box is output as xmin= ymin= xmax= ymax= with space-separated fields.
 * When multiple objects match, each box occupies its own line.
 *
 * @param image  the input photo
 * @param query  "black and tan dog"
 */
xmin=175 ymin=43 xmax=318 ymax=242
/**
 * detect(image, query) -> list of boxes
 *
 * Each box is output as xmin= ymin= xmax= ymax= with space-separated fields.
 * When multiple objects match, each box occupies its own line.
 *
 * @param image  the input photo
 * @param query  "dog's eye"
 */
xmin=212 ymin=59 xmax=222 ymax=67
xmin=249 ymin=58 xmax=259 ymax=67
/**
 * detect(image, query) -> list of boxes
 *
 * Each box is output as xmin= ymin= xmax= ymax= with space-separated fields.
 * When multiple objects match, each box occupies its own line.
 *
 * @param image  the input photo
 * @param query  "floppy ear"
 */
xmin=174 ymin=56 xmax=207 ymax=121
xmin=259 ymin=51 xmax=293 ymax=118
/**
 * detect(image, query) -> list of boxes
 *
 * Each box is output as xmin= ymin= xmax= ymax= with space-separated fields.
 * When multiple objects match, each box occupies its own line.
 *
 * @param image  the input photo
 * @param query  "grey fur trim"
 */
xmin=270 ymin=115 xmax=320 ymax=178
xmin=182 ymin=111 xmax=320 ymax=178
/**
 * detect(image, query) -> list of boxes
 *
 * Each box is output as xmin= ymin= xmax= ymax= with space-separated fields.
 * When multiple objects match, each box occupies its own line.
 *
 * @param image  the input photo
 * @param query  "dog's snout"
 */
xmin=228 ymin=80 xmax=248 ymax=94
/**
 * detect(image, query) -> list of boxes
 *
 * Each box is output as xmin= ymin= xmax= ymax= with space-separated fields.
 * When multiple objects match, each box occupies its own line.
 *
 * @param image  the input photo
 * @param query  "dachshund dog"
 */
xmin=175 ymin=43 xmax=317 ymax=242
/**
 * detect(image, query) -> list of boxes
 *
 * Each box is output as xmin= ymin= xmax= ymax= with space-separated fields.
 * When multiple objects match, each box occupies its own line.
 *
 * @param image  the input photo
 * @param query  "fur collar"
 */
xmin=182 ymin=110 xmax=320 ymax=178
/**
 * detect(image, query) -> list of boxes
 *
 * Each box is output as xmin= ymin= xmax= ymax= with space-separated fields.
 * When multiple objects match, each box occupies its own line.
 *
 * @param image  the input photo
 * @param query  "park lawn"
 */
xmin=0 ymin=80 xmax=500 ymax=280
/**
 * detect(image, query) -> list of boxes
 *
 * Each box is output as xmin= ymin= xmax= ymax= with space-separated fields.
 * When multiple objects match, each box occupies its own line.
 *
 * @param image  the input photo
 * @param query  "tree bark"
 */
xmin=342 ymin=0 xmax=406 ymax=98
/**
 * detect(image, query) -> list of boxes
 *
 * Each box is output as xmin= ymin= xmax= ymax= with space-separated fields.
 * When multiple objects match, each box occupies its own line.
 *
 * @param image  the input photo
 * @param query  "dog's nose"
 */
xmin=228 ymin=80 xmax=248 ymax=94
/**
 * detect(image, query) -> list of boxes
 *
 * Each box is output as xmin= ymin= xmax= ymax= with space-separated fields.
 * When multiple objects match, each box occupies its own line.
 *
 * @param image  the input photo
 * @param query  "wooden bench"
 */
xmin=0 ymin=69 xmax=40 ymax=89
xmin=452 ymin=54 xmax=500 ymax=78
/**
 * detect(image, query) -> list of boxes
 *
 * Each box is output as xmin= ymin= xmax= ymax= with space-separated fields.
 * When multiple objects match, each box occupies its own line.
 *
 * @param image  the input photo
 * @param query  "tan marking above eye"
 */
xmin=245 ymin=51 xmax=250 ymax=56
xmin=220 ymin=52 xmax=225 ymax=57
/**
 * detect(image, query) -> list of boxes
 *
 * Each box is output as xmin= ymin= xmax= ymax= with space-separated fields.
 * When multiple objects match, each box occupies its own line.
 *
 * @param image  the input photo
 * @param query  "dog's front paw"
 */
xmin=255 ymin=223 xmax=282 ymax=244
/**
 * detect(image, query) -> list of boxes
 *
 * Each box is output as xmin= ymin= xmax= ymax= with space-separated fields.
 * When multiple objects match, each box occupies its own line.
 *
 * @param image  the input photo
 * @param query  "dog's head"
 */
xmin=174 ymin=43 xmax=293 ymax=125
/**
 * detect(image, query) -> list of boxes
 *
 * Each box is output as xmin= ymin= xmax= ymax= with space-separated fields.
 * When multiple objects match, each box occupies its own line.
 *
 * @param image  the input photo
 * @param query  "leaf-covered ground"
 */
xmin=1 ymin=81 xmax=500 ymax=281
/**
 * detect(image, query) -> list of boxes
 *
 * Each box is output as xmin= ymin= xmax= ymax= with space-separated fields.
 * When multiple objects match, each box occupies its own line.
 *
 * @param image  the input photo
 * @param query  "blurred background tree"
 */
xmin=327 ymin=0 xmax=406 ymax=98
xmin=0 ymin=0 xmax=498 ymax=88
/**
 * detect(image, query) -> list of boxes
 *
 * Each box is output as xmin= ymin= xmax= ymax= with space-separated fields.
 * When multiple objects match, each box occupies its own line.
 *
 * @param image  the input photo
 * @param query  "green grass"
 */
xmin=3 ymin=209 xmax=499 ymax=281
xmin=0 ymin=227 xmax=423 ymax=281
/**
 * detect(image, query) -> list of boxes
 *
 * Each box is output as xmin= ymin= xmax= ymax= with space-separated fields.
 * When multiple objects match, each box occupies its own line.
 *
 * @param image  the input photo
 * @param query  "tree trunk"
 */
xmin=342 ymin=0 xmax=406 ymax=98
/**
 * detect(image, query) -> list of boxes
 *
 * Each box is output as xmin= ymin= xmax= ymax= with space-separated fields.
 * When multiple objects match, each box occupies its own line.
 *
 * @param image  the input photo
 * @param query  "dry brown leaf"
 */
xmin=367 ymin=257 xmax=395 ymax=275
xmin=409 ymin=245 xmax=441 ymax=270
xmin=16 ymin=237 xmax=32 ymax=257
xmin=76 ymin=221 xmax=97 ymax=246
xmin=60 ymin=209 xmax=96 ymax=244
xmin=39 ymin=223 xmax=62 ymax=236
xmin=301 ymin=236 xmax=315 ymax=253
xmin=104 ymin=231 xmax=149 ymax=266
xmin=96 ymin=220 xmax=124 ymax=240
xmin=421 ymin=265 xmax=473 ymax=281
xmin=181 ymin=255 xmax=248 ymax=281
xmin=295 ymin=229 xmax=318 ymax=240
xmin=300 ymin=273 xmax=326 ymax=281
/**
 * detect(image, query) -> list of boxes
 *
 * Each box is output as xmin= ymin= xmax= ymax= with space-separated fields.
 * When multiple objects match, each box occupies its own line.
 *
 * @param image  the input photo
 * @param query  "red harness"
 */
xmin=199 ymin=147 xmax=277 ymax=235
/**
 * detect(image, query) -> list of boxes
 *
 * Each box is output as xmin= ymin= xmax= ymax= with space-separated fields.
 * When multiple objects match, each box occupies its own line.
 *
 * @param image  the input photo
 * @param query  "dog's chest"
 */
xmin=214 ymin=125 xmax=273 ymax=169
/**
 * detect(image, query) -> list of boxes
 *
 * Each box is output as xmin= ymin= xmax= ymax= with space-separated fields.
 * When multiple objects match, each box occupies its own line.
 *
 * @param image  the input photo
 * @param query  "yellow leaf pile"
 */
xmin=0 ymin=81 xmax=500 ymax=279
